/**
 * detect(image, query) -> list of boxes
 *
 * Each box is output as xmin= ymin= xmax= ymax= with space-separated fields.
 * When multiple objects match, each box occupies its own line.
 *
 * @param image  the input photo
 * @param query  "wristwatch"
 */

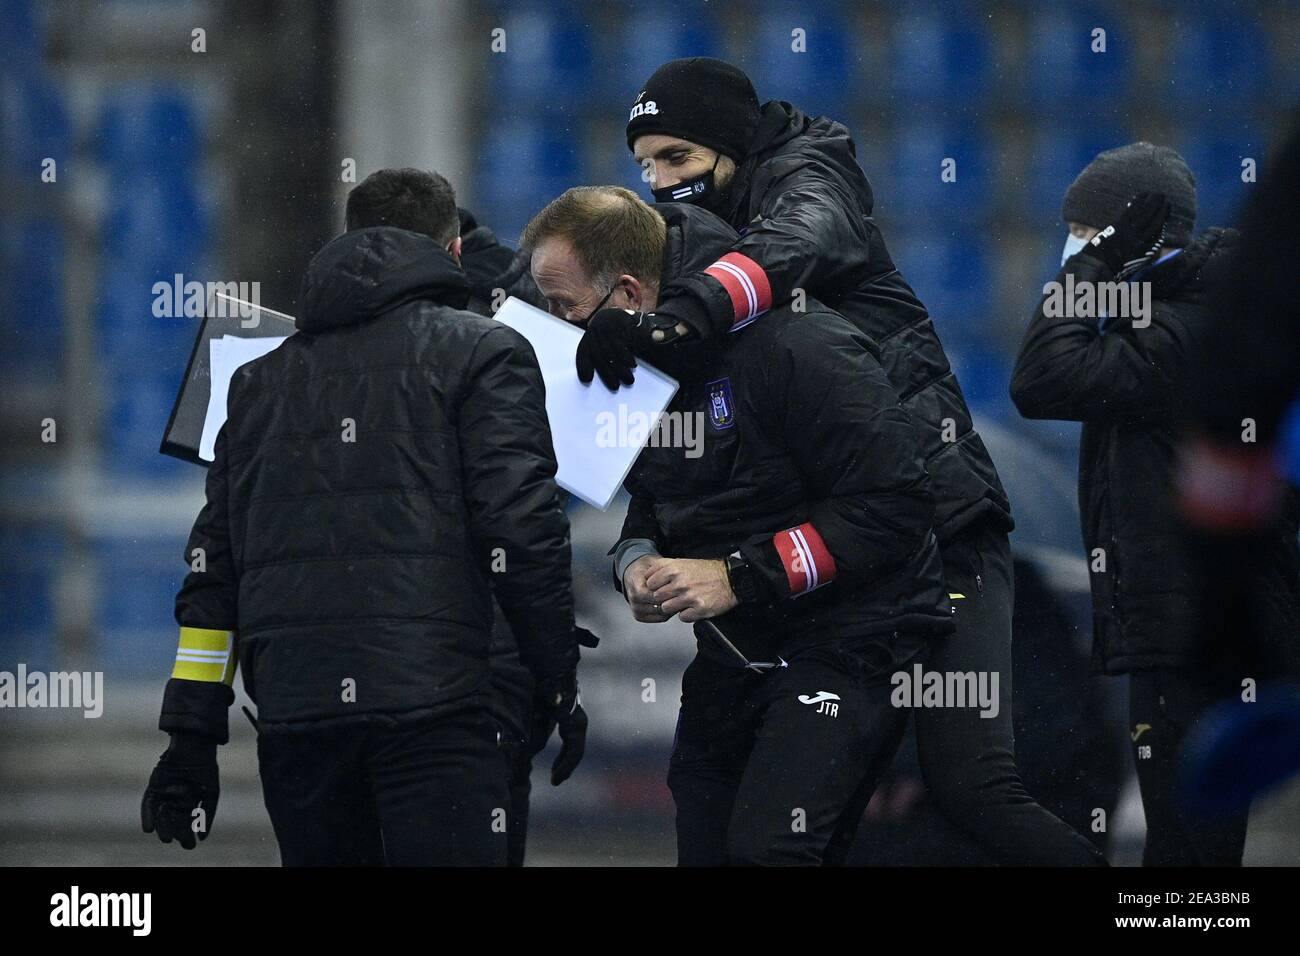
xmin=725 ymin=551 xmax=759 ymax=605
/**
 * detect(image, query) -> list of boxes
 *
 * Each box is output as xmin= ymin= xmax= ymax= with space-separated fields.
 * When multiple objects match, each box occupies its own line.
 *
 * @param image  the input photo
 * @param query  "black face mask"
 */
xmin=652 ymin=153 xmax=727 ymax=210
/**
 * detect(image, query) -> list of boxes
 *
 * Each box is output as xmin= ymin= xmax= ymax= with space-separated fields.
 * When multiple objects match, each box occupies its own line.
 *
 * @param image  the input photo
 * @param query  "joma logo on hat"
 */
xmin=629 ymin=91 xmax=659 ymax=121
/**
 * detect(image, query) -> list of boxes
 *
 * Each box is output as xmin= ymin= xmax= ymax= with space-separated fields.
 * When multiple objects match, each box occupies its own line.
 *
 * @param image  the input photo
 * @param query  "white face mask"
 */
xmin=1061 ymin=232 xmax=1088 ymax=266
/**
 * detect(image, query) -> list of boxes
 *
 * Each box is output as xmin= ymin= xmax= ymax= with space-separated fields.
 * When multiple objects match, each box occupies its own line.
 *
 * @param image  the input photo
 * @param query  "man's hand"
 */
xmin=141 ymin=733 xmax=220 ymax=850
xmin=623 ymin=554 xmax=675 ymax=622
xmin=575 ymin=309 xmax=691 ymax=391
xmin=646 ymin=557 xmax=739 ymax=623
xmin=1077 ymin=191 xmax=1172 ymax=280
xmin=528 ymin=669 xmax=589 ymax=785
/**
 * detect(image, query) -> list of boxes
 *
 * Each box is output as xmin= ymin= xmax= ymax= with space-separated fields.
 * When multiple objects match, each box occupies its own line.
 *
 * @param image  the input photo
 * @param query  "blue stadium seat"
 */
xmin=738 ymin=6 xmax=858 ymax=119
xmin=96 ymin=86 xmax=201 ymax=178
xmin=887 ymin=117 xmax=994 ymax=223
xmin=0 ymin=0 xmax=39 ymax=76
xmin=888 ymin=233 xmax=993 ymax=345
xmin=0 ymin=219 xmax=65 ymax=377
xmin=485 ymin=1 xmax=593 ymax=109
xmin=595 ymin=4 xmax=723 ymax=108
xmin=1022 ymin=3 xmax=1132 ymax=112
xmin=93 ymin=87 xmax=210 ymax=358
xmin=92 ymin=88 xmax=211 ymax=478
xmin=1021 ymin=124 xmax=1130 ymax=225
xmin=1164 ymin=14 xmax=1271 ymax=116
xmin=101 ymin=363 xmax=194 ymax=479
xmin=0 ymin=529 xmax=62 ymax=673
xmin=99 ymin=171 xmax=210 ymax=283
xmin=93 ymin=535 xmax=188 ymax=677
xmin=0 ymin=71 xmax=71 ymax=177
xmin=475 ymin=115 xmax=583 ymax=243
xmin=890 ymin=5 xmax=994 ymax=108
xmin=947 ymin=346 xmax=1017 ymax=419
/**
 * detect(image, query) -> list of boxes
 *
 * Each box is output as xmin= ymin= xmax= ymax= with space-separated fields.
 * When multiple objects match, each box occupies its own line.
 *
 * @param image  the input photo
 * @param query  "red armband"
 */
xmin=773 ymin=523 xmax=837 ymax=596
xmin=703 ymin=252 xmax=773 ymax=330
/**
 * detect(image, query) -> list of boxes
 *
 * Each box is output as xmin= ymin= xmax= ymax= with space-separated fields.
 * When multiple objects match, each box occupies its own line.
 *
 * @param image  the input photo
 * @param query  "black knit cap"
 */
xmin=1062 ymin=142 xmax=1197 ymax=246
xmin=625 ymin=57 xmax=762 ymax=162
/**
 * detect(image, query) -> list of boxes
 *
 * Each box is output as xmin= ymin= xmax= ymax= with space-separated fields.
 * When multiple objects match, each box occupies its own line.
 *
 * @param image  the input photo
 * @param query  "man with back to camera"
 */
xmin=574 ymin=57 xmax=1103 ymax=865
xmin=141 ymin=168 xmax=591 ymax=866
xmin=524 ymin=184 xmax=954 ymax=865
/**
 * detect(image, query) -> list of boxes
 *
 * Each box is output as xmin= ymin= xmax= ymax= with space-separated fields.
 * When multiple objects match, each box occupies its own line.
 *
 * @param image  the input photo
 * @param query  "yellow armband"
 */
xmin=171 ymin=626 xmax=238 ymax=685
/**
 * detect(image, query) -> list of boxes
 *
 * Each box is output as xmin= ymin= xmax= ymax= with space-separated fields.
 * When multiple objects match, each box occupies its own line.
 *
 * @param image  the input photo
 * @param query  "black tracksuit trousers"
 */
xmin=905 ymin=521 xmax=1106 ymax=866
xmin=497 ymin=730 xmax=534 ymax=867
xmin=735 ymin=520 xmax=1105 ymax=867
xmin=668 ymin=629 xmax=930 ymax=866
xmin=1128 ymin=667 xmax=1250 ymax=866
xmin=258 ymin=698 xmax=509 ymax=866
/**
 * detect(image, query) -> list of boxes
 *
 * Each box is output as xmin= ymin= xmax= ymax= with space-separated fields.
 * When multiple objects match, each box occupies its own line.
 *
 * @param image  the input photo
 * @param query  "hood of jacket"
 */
xmin=1144 ymin=226 xmax=1238 ymax=302
xmin=720 ymin=100 xmax=875 ymax=223
xmin=297 ymin=226 xmax=470 ymax=333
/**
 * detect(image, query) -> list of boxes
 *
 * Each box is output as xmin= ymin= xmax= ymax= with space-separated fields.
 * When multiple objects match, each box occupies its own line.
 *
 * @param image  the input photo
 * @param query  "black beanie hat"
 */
xmin=625 ymin=57 xmax=762 ymax=162
xmin=1062 ymin=142 xmax=1197 ymax=247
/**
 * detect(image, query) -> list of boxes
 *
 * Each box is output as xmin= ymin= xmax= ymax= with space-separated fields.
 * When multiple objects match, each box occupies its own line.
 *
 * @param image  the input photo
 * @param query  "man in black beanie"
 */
xmin=623 ymin=57 xmax=761 ymax=211
xmin=1060 ymin=142 xmax=1197 ymax=252
xmin=579 ymin=57 xmax=1104 ymax=866
xmin=1011 ymin=143 xmax=1281 ymax=866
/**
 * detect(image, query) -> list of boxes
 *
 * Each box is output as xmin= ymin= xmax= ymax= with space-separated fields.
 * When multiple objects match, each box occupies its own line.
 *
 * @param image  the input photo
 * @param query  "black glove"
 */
xmin=575 ymin=308 xmax=691 ymax=391
xmin=141 ymin=732 xmax=220 ymax=850
xmin=527 ymin=669 xmax=589 ymax=785
xmin=1076 ymin=191 xmax=1172 ymax=280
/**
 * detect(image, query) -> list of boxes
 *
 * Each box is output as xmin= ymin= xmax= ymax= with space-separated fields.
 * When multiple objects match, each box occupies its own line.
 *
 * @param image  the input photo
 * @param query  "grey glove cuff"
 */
xmin=613 ymin=538 xmax=660 ymax=591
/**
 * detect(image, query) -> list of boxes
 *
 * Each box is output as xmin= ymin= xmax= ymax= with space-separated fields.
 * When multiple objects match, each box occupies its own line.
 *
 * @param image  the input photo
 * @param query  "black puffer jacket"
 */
xmin=162 ymin=227 xmax=577 ymax=736
xmin=658 ymin=100 xmax=1012 ymax=543
xmin=456 ymin=208 xmax=554 ymax=741
xmin=619 ymin=204 xmax=953 ymax=658
xmin=1010 ymin=227 xmax=1293 ymax=673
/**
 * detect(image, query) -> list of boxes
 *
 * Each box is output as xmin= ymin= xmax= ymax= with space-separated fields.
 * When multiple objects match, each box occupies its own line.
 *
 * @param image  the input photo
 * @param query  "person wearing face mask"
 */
xmin=1011 ymin=142 xmax=1266 ymax=866
xmin=572 ymin=58 xmax=1101 ymax=866
xmin=526 ymin=185 xmax=956 ymax=866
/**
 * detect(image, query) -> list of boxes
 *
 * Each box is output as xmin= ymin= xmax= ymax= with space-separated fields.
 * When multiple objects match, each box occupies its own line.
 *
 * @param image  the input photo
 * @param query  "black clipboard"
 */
xmin=159 ymin=293 xmax=297 ymax=467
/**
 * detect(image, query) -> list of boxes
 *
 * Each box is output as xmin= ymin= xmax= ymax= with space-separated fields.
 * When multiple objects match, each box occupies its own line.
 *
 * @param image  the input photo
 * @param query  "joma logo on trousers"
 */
xmin=799 ymin=691 xmax=840 ymax=717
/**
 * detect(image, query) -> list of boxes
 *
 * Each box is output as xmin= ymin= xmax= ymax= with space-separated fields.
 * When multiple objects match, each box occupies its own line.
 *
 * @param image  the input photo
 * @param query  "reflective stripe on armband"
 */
xmin=171 ymin=627 xmax=238 ymax=685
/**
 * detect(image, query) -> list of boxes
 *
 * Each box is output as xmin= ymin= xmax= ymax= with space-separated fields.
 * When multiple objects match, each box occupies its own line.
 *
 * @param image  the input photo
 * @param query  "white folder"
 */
xmin=198 ymin=332 xmax=289 ymax=461
xmin=491 ymin=296 xmax=678 ymax=510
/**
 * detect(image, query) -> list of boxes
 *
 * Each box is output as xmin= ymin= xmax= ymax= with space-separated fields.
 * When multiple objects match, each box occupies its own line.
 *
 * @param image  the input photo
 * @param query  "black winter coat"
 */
xmin=162 ymin=227 xmax=577 ymax=737
xmin=1011 ymin=227 xmax=1299 ymax=673
xmin=456 ymin=208 xmax=554 ymax=740
xmin=660 ymin=100 xmax=1012 ymax=543
xmin=619 ymin=205 xmax=953 ymax=658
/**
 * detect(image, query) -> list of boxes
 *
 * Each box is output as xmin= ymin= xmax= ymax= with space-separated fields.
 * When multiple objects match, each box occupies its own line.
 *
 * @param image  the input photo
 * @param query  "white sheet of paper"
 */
xmin=198 ymin=334 xmax=289 ymax=461
xmin=491 ymin=297 xmax=679 ymax=510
